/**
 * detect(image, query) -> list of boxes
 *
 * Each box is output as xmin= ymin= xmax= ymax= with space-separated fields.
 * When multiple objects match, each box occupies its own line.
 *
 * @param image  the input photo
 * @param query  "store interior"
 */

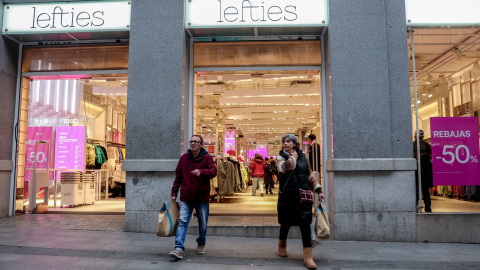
xmin=409 ymin=27 xmax=480 ymax=212
xmin=194 ymin=69 xmax=322 ymax=215
xmin=16 ymin=74 xmax=128 ymax=215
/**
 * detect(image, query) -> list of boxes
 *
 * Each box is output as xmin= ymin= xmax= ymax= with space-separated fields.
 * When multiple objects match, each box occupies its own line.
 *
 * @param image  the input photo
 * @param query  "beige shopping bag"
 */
xmin=315 ymin=201 xmax=330 ymax=239
xmin=156 ymin=201 xmax=179 ymax=237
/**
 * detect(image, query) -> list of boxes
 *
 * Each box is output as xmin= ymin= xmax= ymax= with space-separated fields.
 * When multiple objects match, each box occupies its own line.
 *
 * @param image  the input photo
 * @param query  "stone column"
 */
xmin=0 ymin=1 xmax=20 ymax=218
xmin=325 ymin=0 xmax=417 ymax=241
xmin=123 ymin=0 xmax=189 ymax=232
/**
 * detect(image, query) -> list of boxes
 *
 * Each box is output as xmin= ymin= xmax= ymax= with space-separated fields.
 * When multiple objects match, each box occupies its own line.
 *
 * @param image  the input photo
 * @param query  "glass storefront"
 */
xmin=409 ymin=28 xmax=480 ymax=213
xmin=15 ymin=45 xmax=129 ymax=214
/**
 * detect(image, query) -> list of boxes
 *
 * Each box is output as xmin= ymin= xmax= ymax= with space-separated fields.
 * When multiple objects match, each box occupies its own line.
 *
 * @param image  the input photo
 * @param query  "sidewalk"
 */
xmin=0 ymin=214 xmax=479 ymax=270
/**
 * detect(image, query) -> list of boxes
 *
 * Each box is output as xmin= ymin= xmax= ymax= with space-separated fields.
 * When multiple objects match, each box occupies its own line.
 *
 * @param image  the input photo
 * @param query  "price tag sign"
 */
xmin=54 ymin=126 xmax=85 ymax=170
xmin=26 ymin=126 xmax=53 ymax=169
xmin=431 ymin=117 xmax=480 ymax=185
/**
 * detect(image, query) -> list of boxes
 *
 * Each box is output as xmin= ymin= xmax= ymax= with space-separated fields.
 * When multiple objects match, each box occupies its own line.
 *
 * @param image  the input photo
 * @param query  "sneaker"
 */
xmin=169 ymin=249 xmax=184 ymax=259
xmin=196 ymin=244 xmax=205 ymax=254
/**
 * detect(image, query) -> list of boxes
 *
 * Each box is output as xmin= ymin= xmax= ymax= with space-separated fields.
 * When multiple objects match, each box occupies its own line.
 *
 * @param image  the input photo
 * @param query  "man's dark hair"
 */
xmin=191 ymin=134 xmax=204 ymax=145
xmin=308 ymin=134 xmax=316 ymax=141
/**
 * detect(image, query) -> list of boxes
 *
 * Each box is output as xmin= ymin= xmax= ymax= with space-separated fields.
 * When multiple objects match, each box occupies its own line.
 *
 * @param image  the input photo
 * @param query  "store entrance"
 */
xmin=194 ymin=69 xmax=322 ymax=215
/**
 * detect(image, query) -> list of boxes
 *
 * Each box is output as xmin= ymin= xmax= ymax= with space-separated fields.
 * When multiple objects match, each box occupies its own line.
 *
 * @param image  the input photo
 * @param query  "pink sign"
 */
xmin=26 ymin=127 xmax=53 ymax=169
xmin=247 ymin=145 xmax=268 ymax=161
xmin=54 ymin=126 xmax=85 ymax=170
xmin=431 ymin=117 xmax=480 ymax=185
xmin=224 ymin=131 xmax=236 ymax=155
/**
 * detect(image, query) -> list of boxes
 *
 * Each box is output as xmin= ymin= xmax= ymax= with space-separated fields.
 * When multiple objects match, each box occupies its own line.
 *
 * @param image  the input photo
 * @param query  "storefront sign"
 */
xmin=2 ymin=1 xmax=131 ymax=34
xmin=26 ymin=127 xmax=53 ymax=169
xmin=54 ymin=126 xmax=85 ymax=171
xmin=185 ymin=0 xmax=328 ymax=28
xmin=430 ymin=117 xmax=480 ymax=185
xmin=224 ymin=131 xmax=236 ymax=155
xmin=406 ymin=0 xmax=480 ymax=26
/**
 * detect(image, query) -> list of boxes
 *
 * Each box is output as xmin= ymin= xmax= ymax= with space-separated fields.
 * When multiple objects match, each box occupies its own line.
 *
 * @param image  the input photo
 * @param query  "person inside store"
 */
xmin=269 ymin=156 xmax=278 ymax=188
xmin=413 ymin=129 xmax=433 ymax=213
xmin=169 ymin=135 xmax=217 ymax=260
xmin=249 ymin=153 xmax=265 ymax=196
xmin=307 ymin=134 xmax=321 ymax=173
xmin=263 ymin=157 xmax=274 ymax=195
xmin=277 ymin=134 xmax=325 ymax=269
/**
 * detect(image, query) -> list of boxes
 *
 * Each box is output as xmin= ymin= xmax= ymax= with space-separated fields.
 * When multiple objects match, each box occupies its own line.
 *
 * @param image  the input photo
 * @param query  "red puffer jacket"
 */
xmin=171 ymin=148 xmax=217 ymax=203
xmin=249 ymin=158 xmax=265 ymax=178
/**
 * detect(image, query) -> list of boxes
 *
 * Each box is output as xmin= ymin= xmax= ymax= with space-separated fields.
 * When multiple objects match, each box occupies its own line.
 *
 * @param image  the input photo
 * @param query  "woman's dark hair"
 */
xmin=191 ymin=134 xmax=204 ymax=145
xmin=282 ymin=134 xmax=300 ymax=151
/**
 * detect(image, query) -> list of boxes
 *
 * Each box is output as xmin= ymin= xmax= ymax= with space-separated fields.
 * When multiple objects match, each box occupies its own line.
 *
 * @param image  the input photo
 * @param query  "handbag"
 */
xmin=299 ymin=189 xmax=313 ymax=203
xmin=156 ymin=201 xmax=179 ymax=237
xmin=314 ymin=201 xmax=330 ymax=239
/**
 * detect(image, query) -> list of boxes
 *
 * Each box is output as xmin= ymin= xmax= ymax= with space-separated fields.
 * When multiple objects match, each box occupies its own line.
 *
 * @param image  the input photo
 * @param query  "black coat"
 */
xmin=277 ymin=149 xmax=312 ymax=226
xmin=264 ymin=163 xmax=274 ymax=185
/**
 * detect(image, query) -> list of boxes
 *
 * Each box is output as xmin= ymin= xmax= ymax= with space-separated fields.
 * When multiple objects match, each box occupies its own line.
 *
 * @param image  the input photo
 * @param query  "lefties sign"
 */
xmin=430 ymin=117 xmax=480 ymax=185
xmin=185 ymin=0 xmax=328 ymax=28
xmin=2 ymin=1 xmax=131 ymax=34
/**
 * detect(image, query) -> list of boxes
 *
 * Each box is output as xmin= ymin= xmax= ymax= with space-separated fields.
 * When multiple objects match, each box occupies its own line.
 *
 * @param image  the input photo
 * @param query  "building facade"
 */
xmin=1 ymin=0 xmax=479 ymax=243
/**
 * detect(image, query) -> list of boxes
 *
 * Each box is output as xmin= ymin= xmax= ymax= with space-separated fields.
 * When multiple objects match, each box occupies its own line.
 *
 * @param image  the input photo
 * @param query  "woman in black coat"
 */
xmin=276 ymin=134 xmax=325 ymax=269
xmin=263 ymin=159 xmax=274 ymax=194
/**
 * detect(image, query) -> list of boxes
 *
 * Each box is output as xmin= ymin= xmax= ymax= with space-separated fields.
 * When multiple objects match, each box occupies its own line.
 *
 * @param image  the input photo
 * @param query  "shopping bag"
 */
xmin=156 ymin=201 xmax=179 ymax=237
xmin=310 ymin=222 xmax=323 ymax=248
xmin=314 ymin=201 xmax=330 ymax=239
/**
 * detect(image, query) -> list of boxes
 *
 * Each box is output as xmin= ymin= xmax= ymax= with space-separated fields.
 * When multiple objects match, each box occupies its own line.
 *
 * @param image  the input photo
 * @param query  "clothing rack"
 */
xmin=87 ymin=139 xmax=106 ymax=147
xmin=107 ymin=141 xmax=125 ymax=148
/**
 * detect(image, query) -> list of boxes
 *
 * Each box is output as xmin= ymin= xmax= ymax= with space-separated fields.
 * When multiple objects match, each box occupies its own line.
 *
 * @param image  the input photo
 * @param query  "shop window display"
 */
xmin=15 ymin=46 xmax=128 ymax=215
xmin=409 ymin=28 xmax=480 ymax=213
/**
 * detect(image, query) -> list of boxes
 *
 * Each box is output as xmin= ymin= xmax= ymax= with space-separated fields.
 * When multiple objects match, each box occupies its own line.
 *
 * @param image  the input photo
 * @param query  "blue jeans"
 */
xmin=175 ymin=201 xmax=209 ymax=252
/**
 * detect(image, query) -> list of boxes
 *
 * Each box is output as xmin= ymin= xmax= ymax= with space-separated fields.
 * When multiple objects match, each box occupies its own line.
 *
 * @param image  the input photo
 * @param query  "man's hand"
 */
xmin=191 ymin=169 xmax=201 ymax=177
xmin=171 ymin=195 xmax=176 ymax=201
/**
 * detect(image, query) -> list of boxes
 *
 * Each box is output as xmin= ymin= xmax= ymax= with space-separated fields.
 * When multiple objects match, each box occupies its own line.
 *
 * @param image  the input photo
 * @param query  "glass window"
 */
xmin=22 ymin=45 xmax=129 ymax=72
xmin=409 ymin=28 xmax=480 ymax=213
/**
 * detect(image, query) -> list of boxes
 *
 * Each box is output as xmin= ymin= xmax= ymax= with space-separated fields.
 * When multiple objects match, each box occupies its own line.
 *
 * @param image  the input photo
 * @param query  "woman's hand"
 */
xmin=318 ymin=192 xmax=325 ymax=201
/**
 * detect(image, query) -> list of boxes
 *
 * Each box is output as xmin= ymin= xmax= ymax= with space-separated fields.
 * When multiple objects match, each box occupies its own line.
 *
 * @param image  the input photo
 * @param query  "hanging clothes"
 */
xmin=86 ymin=144 xmax=96 ymax=166
xmin=118 ymin=148 xmax=124 ymax=160
xmin=94 ymin=145 xmax=107 ymax=169
xmin=217 ymin=159 xmax=235 ymax=196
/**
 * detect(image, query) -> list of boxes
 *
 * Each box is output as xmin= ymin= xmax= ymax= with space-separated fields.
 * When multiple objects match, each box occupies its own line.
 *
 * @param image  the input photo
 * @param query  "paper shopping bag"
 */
xmin=315 ymin=201 xmax=330 ymax=239
xmin=156 ymin=201 xmax=179 ymax=237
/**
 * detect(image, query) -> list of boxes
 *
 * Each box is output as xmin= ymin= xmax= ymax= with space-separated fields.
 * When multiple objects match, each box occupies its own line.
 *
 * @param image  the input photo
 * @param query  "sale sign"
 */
xmin=54 ymin=126 xmax=85 ymax=170
xmin=26 ymin=126 xmax=53 ymax=169
xmin=430 ymin=117 xmax=480 ymax=185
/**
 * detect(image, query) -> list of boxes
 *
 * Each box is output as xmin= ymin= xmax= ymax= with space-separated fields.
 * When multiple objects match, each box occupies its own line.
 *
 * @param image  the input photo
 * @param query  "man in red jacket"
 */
xmin=169 ymin=135 xmax=217 ymax=260
xmin=249 ymin=153 xmax=265 ymax=197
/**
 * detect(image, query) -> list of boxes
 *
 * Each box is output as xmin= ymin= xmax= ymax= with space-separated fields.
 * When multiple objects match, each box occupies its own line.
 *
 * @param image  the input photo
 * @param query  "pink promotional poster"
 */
xmin=224 ymin=131 xmax=236 ymax=155
xmin=54 ymin=126 xmax=85 ymax=170
xmin=247 ymin=145 xmax=268 ymax=161
xmin=26 ymin=126 xmax=53 ymax=169
xmin=430 ymin=117 xmax=480 ymax=185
